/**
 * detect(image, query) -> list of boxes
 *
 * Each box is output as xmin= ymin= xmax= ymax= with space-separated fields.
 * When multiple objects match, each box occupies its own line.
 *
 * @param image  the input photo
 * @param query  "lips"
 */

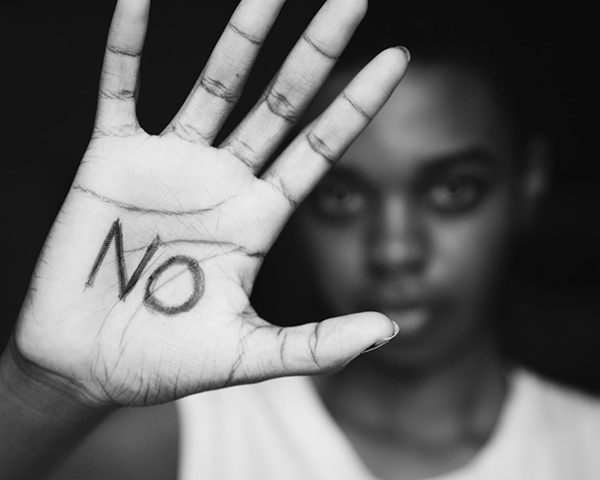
xmin=357 ymin=287 xmax=441 ymax=337
xmin=388 ymin=307 xmax=430 ymax=335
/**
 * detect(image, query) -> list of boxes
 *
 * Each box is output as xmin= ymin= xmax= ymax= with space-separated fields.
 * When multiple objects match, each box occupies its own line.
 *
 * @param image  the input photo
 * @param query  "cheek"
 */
xmin=295 ymin=217 xmax=365 ymax=311
xmin=431 ymin=198 xmax=514 ymax=298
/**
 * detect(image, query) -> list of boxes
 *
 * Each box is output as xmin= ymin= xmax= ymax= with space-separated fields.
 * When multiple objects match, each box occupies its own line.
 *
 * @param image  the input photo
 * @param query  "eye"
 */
xmin=428 ymin=174 xmax=487 ymax=213
xmin=310 ymin=178 xmax=367 ymax=219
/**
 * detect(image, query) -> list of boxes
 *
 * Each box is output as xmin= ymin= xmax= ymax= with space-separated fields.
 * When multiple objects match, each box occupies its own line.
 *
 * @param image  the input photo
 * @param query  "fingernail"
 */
xmin=361 ymin=322 xmax=400 ymax=354
xmin=395 ymin=45 xmax=411 ymax=63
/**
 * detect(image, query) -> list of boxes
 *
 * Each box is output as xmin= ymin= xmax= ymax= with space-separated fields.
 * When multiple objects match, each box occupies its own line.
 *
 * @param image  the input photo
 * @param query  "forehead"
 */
xmin=325 ymin=62 xmax=515 ymax=180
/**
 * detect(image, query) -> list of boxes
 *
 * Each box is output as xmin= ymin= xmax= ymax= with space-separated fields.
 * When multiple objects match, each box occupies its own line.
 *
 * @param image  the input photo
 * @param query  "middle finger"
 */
xmin=220 ymin=0 xmax=368 ymax=172
xmin=165 ymin=0 xmax=287 ymax=143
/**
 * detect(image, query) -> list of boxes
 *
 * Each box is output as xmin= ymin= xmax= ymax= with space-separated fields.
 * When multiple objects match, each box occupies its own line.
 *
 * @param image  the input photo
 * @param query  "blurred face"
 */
xmin=294 ymin=62 xmax=525 ymax=369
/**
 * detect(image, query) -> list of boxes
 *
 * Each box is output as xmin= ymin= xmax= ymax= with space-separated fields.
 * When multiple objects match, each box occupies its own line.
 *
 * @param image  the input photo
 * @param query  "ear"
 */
xmin=518 ymin=132 xmax=553 ymax=227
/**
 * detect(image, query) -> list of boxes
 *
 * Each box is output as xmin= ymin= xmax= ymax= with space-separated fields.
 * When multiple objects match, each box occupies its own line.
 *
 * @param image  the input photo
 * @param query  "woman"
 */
xmin=3 ymin=0 xmax=599 ymax=478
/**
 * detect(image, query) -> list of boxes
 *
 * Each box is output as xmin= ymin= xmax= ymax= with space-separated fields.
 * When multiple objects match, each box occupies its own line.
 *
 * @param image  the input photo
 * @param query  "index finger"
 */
xmin=166 ymin=0 xmax=288 ymax=143
xmin=221 ymin=0 xmax=368 ymax=172
xmin=262 ymin=47 xmax=410 ymax=209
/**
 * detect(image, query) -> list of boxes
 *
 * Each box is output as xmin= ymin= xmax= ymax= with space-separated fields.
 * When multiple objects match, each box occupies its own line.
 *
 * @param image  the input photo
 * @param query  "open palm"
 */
xmin=13 ymin=0 xmax=407 ymax=407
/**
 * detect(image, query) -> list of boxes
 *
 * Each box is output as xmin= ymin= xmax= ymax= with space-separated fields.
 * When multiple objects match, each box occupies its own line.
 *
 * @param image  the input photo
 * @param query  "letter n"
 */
xmin=85 ymin=219 xmax=160 ymax=300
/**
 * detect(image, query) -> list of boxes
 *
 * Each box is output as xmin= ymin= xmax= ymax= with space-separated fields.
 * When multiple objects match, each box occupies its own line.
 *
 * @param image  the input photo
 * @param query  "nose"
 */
xmin=367 ymin=194 xmax=427 ymax=276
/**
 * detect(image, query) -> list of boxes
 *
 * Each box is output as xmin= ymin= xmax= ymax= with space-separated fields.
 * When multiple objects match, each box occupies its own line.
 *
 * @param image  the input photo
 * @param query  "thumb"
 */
xmin=243 ymin=312 xmax=399 ymax=381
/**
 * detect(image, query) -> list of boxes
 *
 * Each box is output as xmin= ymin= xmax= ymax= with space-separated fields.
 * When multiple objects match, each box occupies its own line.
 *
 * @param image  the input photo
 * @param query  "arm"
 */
xmin=0 ymin=0 xmax=407 ymax=477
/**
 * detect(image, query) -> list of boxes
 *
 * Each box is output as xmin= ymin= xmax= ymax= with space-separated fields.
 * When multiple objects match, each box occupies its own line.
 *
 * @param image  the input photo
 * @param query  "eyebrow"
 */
xmin=331 ymin=147 xmax=499 ymax=178
xmin=321 ymin=146 xmax=503 ymax=192
xmin=419 ymin=147 xmax=499 ymax=174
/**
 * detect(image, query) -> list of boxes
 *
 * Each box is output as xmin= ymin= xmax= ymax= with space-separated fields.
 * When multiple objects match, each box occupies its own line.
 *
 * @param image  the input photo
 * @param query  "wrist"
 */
xmin=2 ymin=334 xmax=110 ymax=414
xmin=0 ymin=337 xmax=112 ymax=479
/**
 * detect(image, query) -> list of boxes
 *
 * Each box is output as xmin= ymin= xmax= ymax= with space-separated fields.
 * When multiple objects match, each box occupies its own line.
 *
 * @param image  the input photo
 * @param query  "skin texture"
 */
xmin=0 ymin=0 xmax=409 ymax=478
xmin=8 ymin=0 xmax=407 ymax=406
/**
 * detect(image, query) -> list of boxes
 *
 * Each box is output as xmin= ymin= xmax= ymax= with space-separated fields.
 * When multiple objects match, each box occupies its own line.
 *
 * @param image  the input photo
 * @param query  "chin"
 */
xmin=374 ymin=334 xmax=448 ymax=367
xmin=362 ymin=315 xmax=494 ymax=378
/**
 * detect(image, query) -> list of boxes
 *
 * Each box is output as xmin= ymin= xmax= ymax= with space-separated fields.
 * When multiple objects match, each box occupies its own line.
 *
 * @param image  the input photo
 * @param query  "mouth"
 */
xmin=358 ymin=296 xmax=432 ymax=337
xmin=379 ymin=306 xmax=430 ymax=336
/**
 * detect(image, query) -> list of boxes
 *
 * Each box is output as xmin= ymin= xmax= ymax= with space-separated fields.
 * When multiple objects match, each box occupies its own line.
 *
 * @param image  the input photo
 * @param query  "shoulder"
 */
xmin=177 ymin=376 xmax=339 ymax=480
xmin=178 ymin=375 xmax=312 ymax=412
xmin=176 ymin=375 xmax=316 ymax=440
xmin=460 ymin=368 xmax=600 ymax=479
xmin=516 ymin=368 xmax=600 ymax=420
xmin=511 ymin=368 xmax=600 ymax=451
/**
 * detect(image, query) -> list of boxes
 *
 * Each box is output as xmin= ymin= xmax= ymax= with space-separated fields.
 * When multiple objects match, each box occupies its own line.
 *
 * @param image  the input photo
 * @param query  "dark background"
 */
xmin=3 ymin=1 xmax=598 ymax=392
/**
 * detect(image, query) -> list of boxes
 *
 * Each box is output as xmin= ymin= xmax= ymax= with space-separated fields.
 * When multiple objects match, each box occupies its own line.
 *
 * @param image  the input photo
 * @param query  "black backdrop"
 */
xmin=3 ymin=0 xmax=598 ymax=392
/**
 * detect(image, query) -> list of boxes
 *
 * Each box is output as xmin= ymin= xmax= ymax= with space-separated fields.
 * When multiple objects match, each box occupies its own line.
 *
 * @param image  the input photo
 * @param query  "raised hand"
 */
xmin=9 ymin=0 xmax=408 ymax=409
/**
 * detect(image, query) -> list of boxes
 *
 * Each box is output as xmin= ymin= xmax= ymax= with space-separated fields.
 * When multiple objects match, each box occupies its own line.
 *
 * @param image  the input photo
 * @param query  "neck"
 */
xmin=314 ymin=332 xmax=507 ymax=445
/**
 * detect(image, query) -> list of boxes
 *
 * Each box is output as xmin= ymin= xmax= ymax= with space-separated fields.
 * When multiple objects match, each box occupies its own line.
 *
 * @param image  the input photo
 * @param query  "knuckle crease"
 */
xmin=301 ymin=33 xmax=339 ymax=60
xmin=306 ymin=130 xmax=337 ymax=165
xmin=342 ymin=92 xmax=372 ymax=121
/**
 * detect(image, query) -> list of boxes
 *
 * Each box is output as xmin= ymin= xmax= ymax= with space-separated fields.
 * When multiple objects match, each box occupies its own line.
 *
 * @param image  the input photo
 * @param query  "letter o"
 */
xmin=144 ymin=255 xmax=204 ymax=316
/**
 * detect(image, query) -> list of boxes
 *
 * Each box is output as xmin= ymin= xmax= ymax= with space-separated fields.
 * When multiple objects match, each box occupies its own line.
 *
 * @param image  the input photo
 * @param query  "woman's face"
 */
xmin=294 ymin=63 xmax=524 ymax=369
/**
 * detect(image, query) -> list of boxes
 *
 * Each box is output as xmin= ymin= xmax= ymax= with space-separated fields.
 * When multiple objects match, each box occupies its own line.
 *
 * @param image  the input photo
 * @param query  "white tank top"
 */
xmin=177 ymin=371 xmax=600 ymax=479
